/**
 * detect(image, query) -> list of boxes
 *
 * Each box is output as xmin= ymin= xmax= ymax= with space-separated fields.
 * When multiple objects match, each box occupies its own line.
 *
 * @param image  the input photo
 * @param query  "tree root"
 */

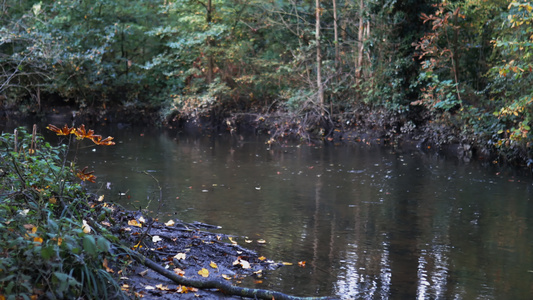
xmin=126 ymin=248 xmax=339 ymax=300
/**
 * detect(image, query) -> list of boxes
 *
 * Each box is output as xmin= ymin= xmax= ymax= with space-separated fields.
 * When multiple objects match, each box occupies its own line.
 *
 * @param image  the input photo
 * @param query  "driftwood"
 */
xmin=126 ymin=248 xmax=339 ymax=300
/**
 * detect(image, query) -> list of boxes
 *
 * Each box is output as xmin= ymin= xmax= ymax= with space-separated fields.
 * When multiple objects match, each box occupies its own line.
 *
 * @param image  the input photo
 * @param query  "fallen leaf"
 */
xmin=98 ymin=195 xmax=104 ymax=202
xmin=138 ymin=216 xmax=146 ymax=223
xmin=233 ymin=259 xmax=251 ymax=269
xmin=177 ymin=285 xmax=198 ymax=294
xmin=152 ymin=236 xmax=162 ymax=243
xmin=282 ymin=262 xmax=293 ymax=266
xmin=228 ymin=237 xmax=237 ymax=245
xmin=257 ymin=239 xmax=266 ymax=244
xmin=173 ymin=268 xmax=185 ymax=276
xmin=198 ymin=268 xmax=209 ymax=277
xmin=100 ymin=221 xmax=111 ymax=227
xmin=209 ymin=261 xmax=218 ymax=269
xmin=221 ymin=274 xmax=232 ymax=280
xmin=156 ymin=284 xmax=170 ymax=291
xmin=103 ymin=258 xmax=114 ymax=273
xmin=254 ymin=280 xmax=263 ymax=284
xmin=164 ymin=219 xmax=175 ymax=226
xmin=298 ymin=261 xmax=306 ymax=267
xmin=138 ymin=269 xmax=148 ymax=277
xmin=128 ymin=220 xmax=142 ymax=228
xmin=144 ymin=285 xmax=155 ymax=290
xmin=33 ymin=236 xmax=43 ymax=244
xmin=245 ymin=239 xmax=252 ymax=243
xmin=174 ymin=253 xmax=186 ymax=260
xmin=258 ymin=256 xmax=266 ymax=261
xmin=121 ymin=284 xmax=130 ymax=291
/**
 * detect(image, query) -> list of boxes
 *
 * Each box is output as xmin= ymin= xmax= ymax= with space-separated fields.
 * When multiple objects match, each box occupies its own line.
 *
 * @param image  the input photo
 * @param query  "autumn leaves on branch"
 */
xmin=47 ymin=124 xmax=115 ymax=183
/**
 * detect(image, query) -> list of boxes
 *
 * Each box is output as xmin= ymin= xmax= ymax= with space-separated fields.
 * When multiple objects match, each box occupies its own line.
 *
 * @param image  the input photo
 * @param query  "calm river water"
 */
xmin=69 ymin=125 xmax=533 ymax=299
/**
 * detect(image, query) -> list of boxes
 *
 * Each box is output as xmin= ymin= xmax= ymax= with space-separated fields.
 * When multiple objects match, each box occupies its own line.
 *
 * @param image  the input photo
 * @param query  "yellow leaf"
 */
xmin=258 ymin=256 xmax=266 ymax=261
xmin=228 ymin=237 xmax=237 ymax=245
xmin=209 ymin=261 xmax=218 ymax=269
xmin=33 ymin=236 xmax=43 ymax=244
xmin=128 ymin=220 xmax=142 ymax=227
xmin=198 ymin=268 xmax=209 ymax=277
xmin=164 ymin=219 xmax=175 ymax=226
xmin=221 ymin=274 xmax=232 ymax=280
xmin=282 ymin=262 xmax=293 ymax=266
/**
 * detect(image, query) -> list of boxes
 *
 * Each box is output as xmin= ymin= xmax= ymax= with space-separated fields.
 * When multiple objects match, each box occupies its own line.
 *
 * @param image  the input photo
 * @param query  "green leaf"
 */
xmin=41 ymin=245 xmax=55 ymax=260
xmin=83 ymin=234 xmax=97 ymax=257
xmin=96 ymin=236 xmax=111 ymax=253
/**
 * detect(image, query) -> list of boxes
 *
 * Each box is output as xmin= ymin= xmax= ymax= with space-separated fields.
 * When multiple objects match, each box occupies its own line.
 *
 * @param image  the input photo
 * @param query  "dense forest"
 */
xmin=1 ymin=0 xmax=532 ymax=163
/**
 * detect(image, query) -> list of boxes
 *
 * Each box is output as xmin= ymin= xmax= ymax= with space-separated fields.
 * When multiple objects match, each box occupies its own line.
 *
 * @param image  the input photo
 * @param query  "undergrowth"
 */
xmin=0 ymin=125 xmax=127 ymax=299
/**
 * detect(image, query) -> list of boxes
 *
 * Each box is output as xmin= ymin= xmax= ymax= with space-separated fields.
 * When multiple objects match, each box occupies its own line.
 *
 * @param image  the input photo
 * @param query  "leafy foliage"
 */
xmin=0 ymin=127 xmax=126 ymax=299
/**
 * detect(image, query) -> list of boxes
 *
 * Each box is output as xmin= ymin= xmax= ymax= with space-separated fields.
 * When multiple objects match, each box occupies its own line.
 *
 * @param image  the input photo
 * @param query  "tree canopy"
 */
xmin=1 ymin=0 xmax=532 ymax=162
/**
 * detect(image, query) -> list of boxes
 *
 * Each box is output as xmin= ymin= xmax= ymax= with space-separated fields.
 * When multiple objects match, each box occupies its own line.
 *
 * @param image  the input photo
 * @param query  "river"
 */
xmin=65 ymin=124 xmax=533 ymax=299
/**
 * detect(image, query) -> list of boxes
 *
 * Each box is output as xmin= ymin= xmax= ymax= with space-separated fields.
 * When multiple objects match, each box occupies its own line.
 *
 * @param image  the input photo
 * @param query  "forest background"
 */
xmin=1 ymin=0 xmax=532 ymax=165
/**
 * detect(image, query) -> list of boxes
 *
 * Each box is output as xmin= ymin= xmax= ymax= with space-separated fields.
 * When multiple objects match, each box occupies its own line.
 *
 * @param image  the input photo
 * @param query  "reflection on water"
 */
xmin=67 ymin=125 xmax=533 ymax=299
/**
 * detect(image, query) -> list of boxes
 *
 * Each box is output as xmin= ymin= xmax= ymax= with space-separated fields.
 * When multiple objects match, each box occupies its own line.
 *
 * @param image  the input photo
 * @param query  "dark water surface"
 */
xmin=71 ymin=125 xmax=533 ymax=299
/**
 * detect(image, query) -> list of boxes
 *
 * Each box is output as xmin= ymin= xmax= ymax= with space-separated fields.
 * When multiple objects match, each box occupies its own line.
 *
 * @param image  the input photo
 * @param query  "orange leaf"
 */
xmin=91 ymin=135 xmax=115 ymax=146
xmin=74 ymin=124 xmax=96 ymax=140
xmin=103 ymin=258 xmax=114 ymax=273
xmin=76 ymin=166 xmax=96 ymax=183
xmin=47 ymin=124 xmax=75 ymax=136
xmin=298 ymin=261 xmax=306 ymax=267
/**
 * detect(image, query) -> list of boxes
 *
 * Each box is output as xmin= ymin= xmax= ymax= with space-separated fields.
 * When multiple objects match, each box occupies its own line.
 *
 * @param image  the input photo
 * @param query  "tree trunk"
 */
xmin=206 ymin=0 xmax=214 ymax=84
xmin=316 ymin=0 xmax=324 ymax=116
xmin=356 ymin=0 xmax=364 ymax=79
xmin=332 ymin=0 xmax=339 ymax=73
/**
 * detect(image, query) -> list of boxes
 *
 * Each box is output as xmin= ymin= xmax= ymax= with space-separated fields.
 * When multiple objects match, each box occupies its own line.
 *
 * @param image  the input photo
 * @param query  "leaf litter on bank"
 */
xmin=114 ymin=208 xmax=285 ymax=298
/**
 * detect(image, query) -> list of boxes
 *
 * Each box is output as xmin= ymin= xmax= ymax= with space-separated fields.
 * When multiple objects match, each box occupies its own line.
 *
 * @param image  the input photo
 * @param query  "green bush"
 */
xmin=0 ymin=127 xmax=126 ymax=299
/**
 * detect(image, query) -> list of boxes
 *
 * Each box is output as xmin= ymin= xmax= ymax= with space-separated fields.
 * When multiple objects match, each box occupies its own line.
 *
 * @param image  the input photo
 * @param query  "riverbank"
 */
xmin=1 ymin=103 xmax=518 ymax=167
